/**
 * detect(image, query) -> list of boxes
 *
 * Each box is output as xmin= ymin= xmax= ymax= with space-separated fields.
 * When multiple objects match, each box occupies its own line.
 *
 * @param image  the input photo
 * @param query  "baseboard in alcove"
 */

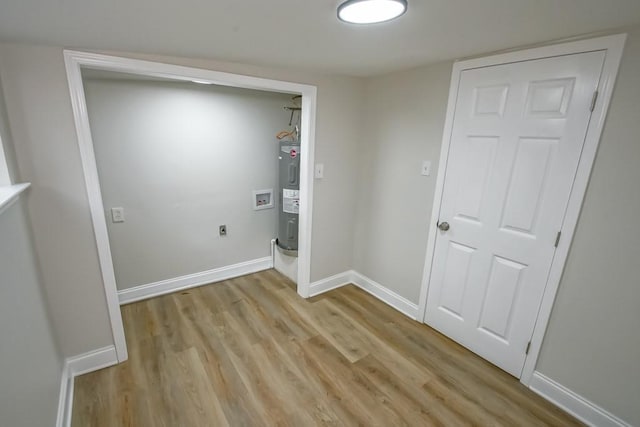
xmin=117 ymin=256 xmax=273 ymax=305
xmin=308 ymin=270 xmax=420 ymax=319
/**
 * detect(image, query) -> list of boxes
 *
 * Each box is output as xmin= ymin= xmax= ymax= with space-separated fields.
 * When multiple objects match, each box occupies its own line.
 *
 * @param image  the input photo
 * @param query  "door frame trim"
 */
xmin=416 ymin=34 xmax=627 ymax=385
xmin=63 ymin=50 xmax=318 ymax=363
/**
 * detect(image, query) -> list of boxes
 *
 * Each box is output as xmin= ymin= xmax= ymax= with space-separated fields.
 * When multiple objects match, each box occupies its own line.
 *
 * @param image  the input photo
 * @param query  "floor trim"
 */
xmin=63 ymin=375 xmax=74 ymax=427
xmin=56 ymin=363 xmax=71 ymax=427
xmin=350 ymin=271 xmax=420 ymax=319
xmin=308 ymin=271 xmax=353 ymax=297
xmin=118 ymin=257 xmax=273 ymax=305
xmin=309 ymin=270 xmax=420 ymax=320
xmin=529 ymin=371 xmax=631 ymax=427
xmin=67 ymin=345 xmax=119 ymax=377
xmin=57 ymin=345 xmax=118 ymax=427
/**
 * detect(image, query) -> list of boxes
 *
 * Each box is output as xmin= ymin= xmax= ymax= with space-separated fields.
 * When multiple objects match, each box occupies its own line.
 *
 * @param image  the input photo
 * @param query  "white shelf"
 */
xmin=0 ymin=183 xmax=31 ymax=215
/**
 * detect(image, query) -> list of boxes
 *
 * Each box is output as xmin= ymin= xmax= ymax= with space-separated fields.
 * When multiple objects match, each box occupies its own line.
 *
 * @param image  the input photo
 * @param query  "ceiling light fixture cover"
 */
xmin=337 ymin=0 xmax=407 ymax=24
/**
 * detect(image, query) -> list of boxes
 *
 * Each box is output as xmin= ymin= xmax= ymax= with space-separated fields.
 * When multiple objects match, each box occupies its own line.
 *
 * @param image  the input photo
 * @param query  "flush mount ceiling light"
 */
xmin=337 ymin=0 xmax=407 ymax=24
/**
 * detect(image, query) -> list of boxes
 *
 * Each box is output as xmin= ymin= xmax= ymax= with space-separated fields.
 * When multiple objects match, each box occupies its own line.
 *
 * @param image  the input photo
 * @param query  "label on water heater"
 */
xmin=283 ymin=189 xmax=300 ymax=214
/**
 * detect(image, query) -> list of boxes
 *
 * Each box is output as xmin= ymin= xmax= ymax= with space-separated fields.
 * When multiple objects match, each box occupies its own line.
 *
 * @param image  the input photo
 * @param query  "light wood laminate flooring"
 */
xmin=72 ymin=269 xmax=580 ymax=426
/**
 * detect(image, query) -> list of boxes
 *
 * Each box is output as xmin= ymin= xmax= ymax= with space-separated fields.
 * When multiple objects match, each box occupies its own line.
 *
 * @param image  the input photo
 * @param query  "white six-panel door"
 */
xmin=425 ymin=51 xmax=605 ymax=377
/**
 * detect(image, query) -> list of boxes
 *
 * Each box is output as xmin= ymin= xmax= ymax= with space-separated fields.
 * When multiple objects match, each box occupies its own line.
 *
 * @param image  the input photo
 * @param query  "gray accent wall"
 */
xmin=84 ymin=78 xmax=291 ymax=290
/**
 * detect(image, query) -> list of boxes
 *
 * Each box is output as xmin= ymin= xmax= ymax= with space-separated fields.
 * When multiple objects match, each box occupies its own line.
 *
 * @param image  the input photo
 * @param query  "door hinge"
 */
xmin=526 ymin=341 xmax=531 ymax=355
xmin=590 ymin=90 xmax=599 ymax=112
xmin=554 ymin=231 xmax=562 ymax=248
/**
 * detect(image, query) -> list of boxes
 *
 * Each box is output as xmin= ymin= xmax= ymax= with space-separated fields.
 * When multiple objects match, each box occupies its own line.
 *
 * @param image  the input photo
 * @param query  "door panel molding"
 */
xmin=417 ymin=34 xmax=626 ymax=386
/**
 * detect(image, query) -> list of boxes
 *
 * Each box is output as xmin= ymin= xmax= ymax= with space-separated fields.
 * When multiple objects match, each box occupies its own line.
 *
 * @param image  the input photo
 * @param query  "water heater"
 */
xmin=277 ymin=139 xmax=300 ymax=256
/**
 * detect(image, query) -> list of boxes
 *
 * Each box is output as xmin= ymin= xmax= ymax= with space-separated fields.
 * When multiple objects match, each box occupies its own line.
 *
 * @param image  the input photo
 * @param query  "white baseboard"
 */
xmin=56 ymin=363 xmax=71 ymax=427
xmin=529 ymin=371 xmax=631 ymax=427
xmin=57 ymin=345 xmax=118 ymax=427
xmin=351 ymin=271 xmax=420 ymax=320
xmin=118 ymin=256 xmax=273 ymax=305
xmin=308 ymin=270 xmax=419 ymax=320
xmin=308 ymin=271 xmax=353 ymax=297
xmin=67 ymin=345 xmax=118 ymax=377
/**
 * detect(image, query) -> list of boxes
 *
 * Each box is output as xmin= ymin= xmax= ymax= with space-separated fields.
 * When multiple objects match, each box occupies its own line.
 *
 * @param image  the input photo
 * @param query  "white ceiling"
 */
xmin=1 ymin=0 xmax=640 ymax=76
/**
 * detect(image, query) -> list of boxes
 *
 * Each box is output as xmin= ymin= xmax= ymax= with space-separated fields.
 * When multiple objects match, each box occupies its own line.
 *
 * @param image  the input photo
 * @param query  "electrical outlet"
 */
xmin=111 ymin=207 xmax=125 ymax=223
xmin=219 ymin=225 xmax=227 ymax=236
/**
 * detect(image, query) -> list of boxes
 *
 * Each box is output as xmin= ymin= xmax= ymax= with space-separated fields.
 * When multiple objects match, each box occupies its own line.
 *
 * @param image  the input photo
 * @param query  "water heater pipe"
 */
xmin=270 ymin=238 xmax=276 ymax=268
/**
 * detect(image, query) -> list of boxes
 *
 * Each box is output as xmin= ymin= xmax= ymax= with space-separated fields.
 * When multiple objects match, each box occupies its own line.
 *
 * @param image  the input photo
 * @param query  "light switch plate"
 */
xmin=111 ymin=207 xmax=125 ymax=223
xmin=315 ymin=163 xmax=324 ymax=179
xmin=421 ymin=160 xmax=432 ymax=176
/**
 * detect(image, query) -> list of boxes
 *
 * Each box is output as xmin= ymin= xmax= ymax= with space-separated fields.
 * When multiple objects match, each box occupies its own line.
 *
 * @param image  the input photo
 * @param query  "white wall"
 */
xmin=0 ymin=198 xmax=63 ymax=427
xmin=353 ymin=62 xmax=451 ymax=302
xmin=84 ymin=78 xmax=291 ymax=290
xmin=354 ymin=27 xmax=640 ymax=425
xmin=0 ymin=43 xmax=115 ymax=358
xmin=0 ymin=74 xmax=17 ymax=185
xmin=535 ymin=26 xmax=640 ymax=426
xmin=0 ymin=42 xmax=363 ymax=358
xmin=0 ymin=70 xmax=63 ymax=427
xmin=0 ymin=135 xmax=10 ymax=185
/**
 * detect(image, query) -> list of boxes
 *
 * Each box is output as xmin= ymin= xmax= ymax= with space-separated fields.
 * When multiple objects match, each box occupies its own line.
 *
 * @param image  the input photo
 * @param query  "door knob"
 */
xmin=438 ymin=221 xmax=450 ymax=231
